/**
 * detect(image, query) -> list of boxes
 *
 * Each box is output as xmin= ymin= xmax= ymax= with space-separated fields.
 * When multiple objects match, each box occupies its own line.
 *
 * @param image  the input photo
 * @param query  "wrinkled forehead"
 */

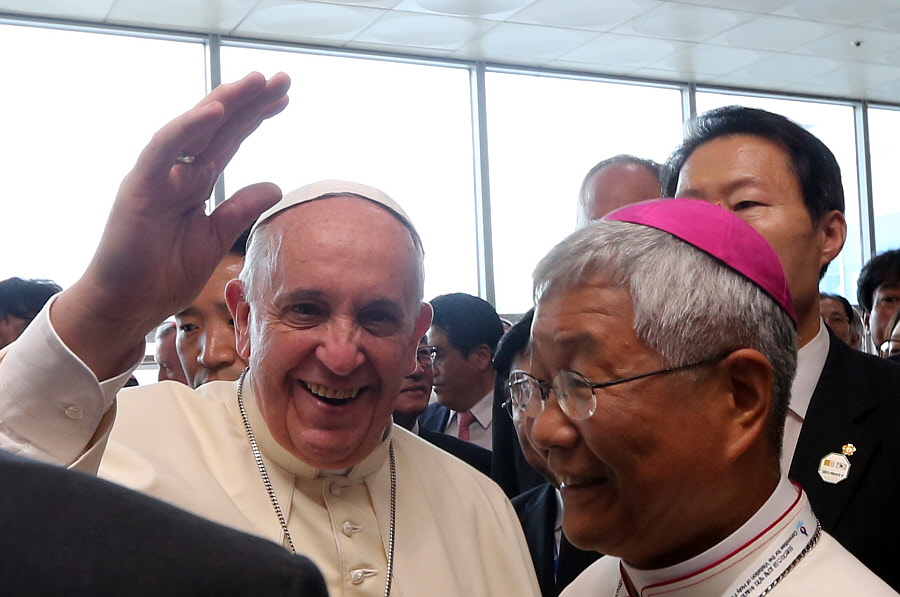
xmin=531 ymin=278 xmax=630 ymax=358
xmin=249 ymin=196 xmax=423 ymax=304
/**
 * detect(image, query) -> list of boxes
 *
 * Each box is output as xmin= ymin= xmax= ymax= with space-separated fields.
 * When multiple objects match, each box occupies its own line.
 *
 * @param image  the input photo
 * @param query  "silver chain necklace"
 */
xmin=236 ymin=368 xmax=397 ymax=597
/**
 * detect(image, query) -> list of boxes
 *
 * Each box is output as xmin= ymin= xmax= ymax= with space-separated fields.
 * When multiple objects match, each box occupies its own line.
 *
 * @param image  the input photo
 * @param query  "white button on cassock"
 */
xmin=330 ymin=483 xmax=342 ymax=496
xmin=341 ymin=521 xmax=361 ymax=537
xmin=349 ymin=569 xmax=378 ymax=585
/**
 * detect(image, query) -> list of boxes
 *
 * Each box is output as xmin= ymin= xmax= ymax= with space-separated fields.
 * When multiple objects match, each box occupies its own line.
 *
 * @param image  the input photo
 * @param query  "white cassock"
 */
xmin=561 ymin=478 xmax=896 ymax=597
xmin=0 ymin=306 xmax=540 ymax=597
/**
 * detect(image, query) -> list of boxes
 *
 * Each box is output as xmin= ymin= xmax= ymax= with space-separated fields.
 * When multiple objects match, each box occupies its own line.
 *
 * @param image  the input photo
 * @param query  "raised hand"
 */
xmin=53 ymin=72 xmax=291 ymax=380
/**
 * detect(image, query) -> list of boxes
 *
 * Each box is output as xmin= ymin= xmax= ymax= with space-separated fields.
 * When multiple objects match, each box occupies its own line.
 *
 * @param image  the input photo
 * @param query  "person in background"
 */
xmin=393 ymin=337 xmax=492 ymax=476
xmin=419 ymin=292 xmax=503 ymax=450
xmin=819 ymin=292 xmax=860 ymax=350
xmin=665 ymin=105 xmax=900 ymax=590
xmin=576 ymin=155 xmax=662 ymax=225
xmin=857 ymin=248 xmax=900 ymax=352
xmin=0 ymin=276 xmax=61 ymax=349
xmin=174 ymin=229 xmax=250 ymax=388
xmin=154 ymin=322 xmax=188 ymax=384
xmin=496 ymin=309 xmax=601 ymax=597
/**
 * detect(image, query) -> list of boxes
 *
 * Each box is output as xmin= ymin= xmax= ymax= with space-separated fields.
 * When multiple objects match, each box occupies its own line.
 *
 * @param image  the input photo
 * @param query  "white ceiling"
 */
xmin=4 ymin=0 xmax=900 ymax=104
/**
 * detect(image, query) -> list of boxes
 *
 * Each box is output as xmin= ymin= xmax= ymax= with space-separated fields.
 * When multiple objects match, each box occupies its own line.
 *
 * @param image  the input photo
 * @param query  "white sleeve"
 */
xmin=0 ymin=297 xmax=141 ymax=465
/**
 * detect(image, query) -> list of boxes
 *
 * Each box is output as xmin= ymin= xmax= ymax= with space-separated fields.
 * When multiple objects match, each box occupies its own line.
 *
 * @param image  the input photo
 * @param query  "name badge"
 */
xmin=818 ymin=444 xmax=855 ymax=484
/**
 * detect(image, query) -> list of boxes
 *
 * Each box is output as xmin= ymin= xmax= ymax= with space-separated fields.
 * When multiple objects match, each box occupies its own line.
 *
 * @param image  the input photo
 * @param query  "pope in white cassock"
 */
xmin=0 ymin=73 xmax=539 ymax=597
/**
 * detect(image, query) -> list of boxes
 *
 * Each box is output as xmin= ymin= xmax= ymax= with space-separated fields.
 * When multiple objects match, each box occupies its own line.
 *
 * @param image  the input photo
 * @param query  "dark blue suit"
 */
xmin=418 ymin=426 xmax=492 ymax=476
xmin=788 ymin=328 xmax=900 ymax=591
xmin=512 ymin=483 xmax=601 ymax=597
xmin=418 ymin=402 xmax=452 ymax=433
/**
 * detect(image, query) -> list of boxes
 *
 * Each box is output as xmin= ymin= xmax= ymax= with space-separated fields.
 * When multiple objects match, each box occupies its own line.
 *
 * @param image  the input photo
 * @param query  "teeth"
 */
xmin=306 ymin=382 xmax=359 ymax=400
xmin=558 ymin=476 xmax=593 ymax=488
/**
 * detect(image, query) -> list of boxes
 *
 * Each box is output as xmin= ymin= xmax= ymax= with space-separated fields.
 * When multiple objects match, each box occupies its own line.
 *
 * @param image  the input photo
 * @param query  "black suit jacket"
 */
xmin=512 ymin=484 xmax=601 ymax=597
xmin=418 ymin=402 xmax=452 ymax=433
xmin=0 ymin=451 xmax=327 ymax=596
xmin=789 ymin=329 xmax=900 ymax=591
xmin=419 ymin=426 xmax=492 ymax=476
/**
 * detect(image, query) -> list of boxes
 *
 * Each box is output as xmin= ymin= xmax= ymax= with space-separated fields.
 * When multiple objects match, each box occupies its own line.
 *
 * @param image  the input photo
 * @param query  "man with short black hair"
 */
xmin=496 ymin=309 xmax=601 ymax=597
xmin=393 ymin=336 xmax=492 ymax=476
xmin=857 ymin=249 xmax=900 ymax=351
xmin=0 ymin=277 xmax=61 ymax=348
xmin=419 ymin=292 xmax=504 ymax=450
xmin=665 ymin=105 xmax=900 ymax=590
xmin=173 ymin=229 xmax=250 ymax=388
xmin=819 ymin=292 xmax=860 ymax=350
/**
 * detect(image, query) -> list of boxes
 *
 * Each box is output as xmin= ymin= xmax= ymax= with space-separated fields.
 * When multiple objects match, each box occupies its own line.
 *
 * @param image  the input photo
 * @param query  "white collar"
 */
xmin=789 ymin=318 xmax=830 ymax=420
xmin=622 ymin=477 xmax=797 ymax=592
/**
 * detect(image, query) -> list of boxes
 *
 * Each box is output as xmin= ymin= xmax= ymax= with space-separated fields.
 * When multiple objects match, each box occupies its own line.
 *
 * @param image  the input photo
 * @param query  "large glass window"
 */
xmin=485 ymin=72 xmax=684 ymax=314
xmin=695 ymin=92 xmax=860 ymax=303
xmin=220 ymin=47 xmax=477 ymax=301
xmin=868 ymin=107 xmax=900 ymax=254
xmin=0 ymin=24 xmax=207 ymax=288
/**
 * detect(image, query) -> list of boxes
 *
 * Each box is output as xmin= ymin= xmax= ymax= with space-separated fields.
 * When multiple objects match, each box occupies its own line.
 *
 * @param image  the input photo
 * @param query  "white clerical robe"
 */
xmin=0 ymin=308 xmax=540 ymax=597
xmin=561 ymin=485 xmax=896 ymax=597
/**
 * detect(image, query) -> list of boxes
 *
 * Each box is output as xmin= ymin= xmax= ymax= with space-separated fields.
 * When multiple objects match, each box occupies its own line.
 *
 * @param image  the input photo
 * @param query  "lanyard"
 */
xmin=614 ymin=498 xmax=820 ymax=597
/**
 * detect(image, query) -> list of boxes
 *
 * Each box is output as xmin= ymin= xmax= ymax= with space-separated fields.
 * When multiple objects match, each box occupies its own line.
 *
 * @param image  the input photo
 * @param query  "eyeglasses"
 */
xmin=504 ymin=355 xmax=726 ymax=421
xmin=417 ymin=346 xmax=438 ymax=367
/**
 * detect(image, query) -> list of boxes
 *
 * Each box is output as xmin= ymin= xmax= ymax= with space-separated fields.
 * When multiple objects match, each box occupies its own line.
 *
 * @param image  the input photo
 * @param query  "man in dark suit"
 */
xmin=419 ymin=293 xmax=504 ymax=450
xmin=664 ymin=105 xmax=900 ymax=590
xmin=494 ymin=310 xmax=600 ymax=597
xmin=394 ymin=337 xmax=492 ymax=476
xmin=0 ymin=450 xmax=327 ymax=596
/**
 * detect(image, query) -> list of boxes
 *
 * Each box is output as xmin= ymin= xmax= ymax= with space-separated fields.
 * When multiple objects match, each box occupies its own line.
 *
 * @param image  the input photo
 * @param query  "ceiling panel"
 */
xmin=352 ymin=11 xmax=482 ymax=50
xmin=507 ymin=0 xmax=662 ymax=31
xmin=706 ymin=15 xmax=839 ymax=53
xmin=236 ymin=1 xmax=385 ymax=42
xmin=0 ymin=0 xmax=114 ymax=21
xmin=107 ymin=0 xmax=257 ymax=33
xmin=1 ymin=0 xmax=900 ymax=103
xmin=612 ymin=3 xmax=756 ymax=43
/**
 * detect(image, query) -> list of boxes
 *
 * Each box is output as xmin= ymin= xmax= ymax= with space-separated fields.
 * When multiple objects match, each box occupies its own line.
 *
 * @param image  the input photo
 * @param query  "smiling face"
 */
xmin=674 ymin=134 xmax=845 ymax=346
xmin=228 ymin=197 xmax=432 ymax=470
xmin=528 ymin=280 xmax=734 ymax=568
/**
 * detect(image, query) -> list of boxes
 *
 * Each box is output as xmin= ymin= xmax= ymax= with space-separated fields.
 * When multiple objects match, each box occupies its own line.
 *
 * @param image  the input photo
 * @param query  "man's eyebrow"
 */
xmin=363 ymin=298 xmax=405 ymax=312
xmin=276 ymin=289 xmax=326 ymax=304
xmin=677 ymin=174 xmax=767 ymax=198
xmin=176 ymin=307 xmax=198 ymax=318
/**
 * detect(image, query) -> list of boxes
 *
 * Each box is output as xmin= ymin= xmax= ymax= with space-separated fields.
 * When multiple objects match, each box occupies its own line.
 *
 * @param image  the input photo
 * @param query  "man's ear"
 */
xmin=818 ymin=209 xmax=847 ymax=269
xmin=469 ymin=344 xmax=494 ymax=372
xmin=225 ymin=279 xmax=251 ymax=360
xmin=720 ymin=348 xmax=773 ymax=463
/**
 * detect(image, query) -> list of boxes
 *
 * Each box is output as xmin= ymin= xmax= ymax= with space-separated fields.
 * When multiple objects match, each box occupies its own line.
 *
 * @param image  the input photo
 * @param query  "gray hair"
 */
xmin=533 ymin=220 xmax=797 ymax=457
xmin=240 ymin=193 xmax=426 ymax=310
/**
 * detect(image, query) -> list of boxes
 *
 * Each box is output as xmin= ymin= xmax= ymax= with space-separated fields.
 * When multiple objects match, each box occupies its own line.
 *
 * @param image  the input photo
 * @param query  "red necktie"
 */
xmin=456 ymin=411 xmax=476 ymax=442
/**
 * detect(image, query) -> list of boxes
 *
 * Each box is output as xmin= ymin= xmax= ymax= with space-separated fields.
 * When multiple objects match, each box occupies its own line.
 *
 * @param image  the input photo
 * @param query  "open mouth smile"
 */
xmin=303 ymin=381 xmax=362 ymax=406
